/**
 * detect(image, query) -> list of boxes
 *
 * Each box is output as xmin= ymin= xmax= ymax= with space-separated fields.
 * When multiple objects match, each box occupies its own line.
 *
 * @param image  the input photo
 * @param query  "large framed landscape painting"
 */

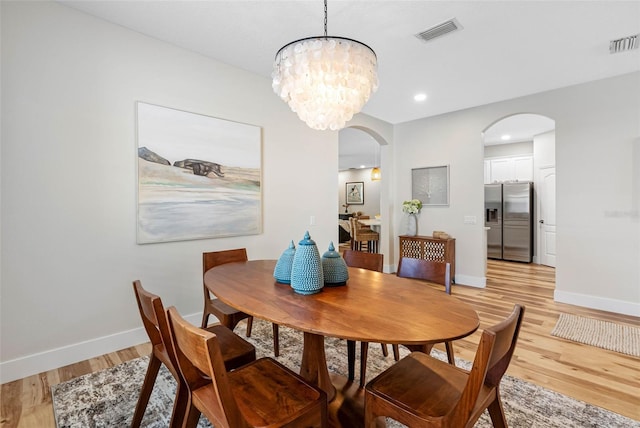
xmin=136 ymin=102 xmax=262 ymax=244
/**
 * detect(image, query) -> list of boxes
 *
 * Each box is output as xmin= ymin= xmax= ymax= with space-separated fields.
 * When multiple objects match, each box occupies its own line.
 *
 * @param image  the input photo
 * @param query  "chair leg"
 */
xmin=392 ymin=344 xmax=400 ymax=361
xmin=168 ymin=381 xmax=189 ymax=428
xmin=380 ymin=343 xmax=389 ymax=357
xmin=131 ymin=353 xmax=162 ymax=428
xmin=200 ymin=310 xmax=209 ymax=329
xmin=347 ymin=340 xmax=356 ymax=381
xmin=272 ymin=323 xmax=280 ymax=357
xmin=364 ymin=394 xmax=382 ymax=428
xmin=183 ymin=402 xmax=202 ymax=428
xmin=360 ymin=342 xmax=369 ymax=387
xmin=445 ymin=341 xmax=455 ymax=365
xmin=487 ymin=392 xmax=508 ymax=428
xmin=246 ymin=316 xmax=253 ymax=337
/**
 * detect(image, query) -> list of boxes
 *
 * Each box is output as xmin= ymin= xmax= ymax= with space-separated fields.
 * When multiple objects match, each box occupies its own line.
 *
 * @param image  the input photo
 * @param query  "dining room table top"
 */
xmin=357 ymin=218 xmax=381 ymax=227
xmin=205 ymin=259 xmax=479 ymax=346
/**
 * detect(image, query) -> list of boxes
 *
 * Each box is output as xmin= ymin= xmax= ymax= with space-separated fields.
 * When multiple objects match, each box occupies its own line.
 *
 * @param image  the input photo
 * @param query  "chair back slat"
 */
xmin=203 ymin=248 xmax=248 ymax=274
xmin=453 ymin=305 xmax=525 ymax=421
xmin=349 ymin=217 xmax=359 ymax=240
xmin=343 ymin=249 xmax=383 ymax=272
xmin=202 ymin=248 xmax=248 ymax=300
xmin=132 ymin=280 xmax=182 ymax=380
xmin=485 ymin=304 xmax=526 ymax=386
xmin=396 ymin=257 xmax=451 ymax=294
xmin=133 ymin=280 xmax=163 ymax=347
xmin=167 ymin=306 xmax=247 ymax=428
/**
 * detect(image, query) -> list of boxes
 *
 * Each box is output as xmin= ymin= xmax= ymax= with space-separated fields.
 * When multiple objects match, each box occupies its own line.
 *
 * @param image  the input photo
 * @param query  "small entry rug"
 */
xmin=52 ymin=320 xmax=640 ymax=427
xmin=551 ymin=313 xmax=640 ymax=357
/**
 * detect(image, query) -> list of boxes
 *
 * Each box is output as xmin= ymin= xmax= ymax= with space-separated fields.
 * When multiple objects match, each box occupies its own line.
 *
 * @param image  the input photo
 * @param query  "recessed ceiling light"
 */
xmin=414 ymin=93 xmax=427 ymax=102
xmin=359 ymin=165 xmax=366 ymax=169
xmin=501 ymin=134 xmax=511 ymax=141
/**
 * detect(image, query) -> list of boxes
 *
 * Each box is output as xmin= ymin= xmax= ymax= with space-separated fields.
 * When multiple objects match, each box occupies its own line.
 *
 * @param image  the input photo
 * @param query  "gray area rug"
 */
xmin=551 ymin=313 xmax=640 ymax=357
xmin=52 ymin=319 xmax=640 ymax=427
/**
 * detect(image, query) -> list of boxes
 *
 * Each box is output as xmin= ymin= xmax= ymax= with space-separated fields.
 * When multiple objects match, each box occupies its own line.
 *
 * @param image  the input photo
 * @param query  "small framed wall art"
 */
xmin=346 ymin=181 xmax=364 ymax=205
xmin=412 ymin=165 xmax=450 ymax=206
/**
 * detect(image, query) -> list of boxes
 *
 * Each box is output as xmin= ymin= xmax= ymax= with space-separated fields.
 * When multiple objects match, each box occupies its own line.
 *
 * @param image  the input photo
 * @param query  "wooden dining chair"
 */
xmin=202 ymin=248 xmax=280 ymax=356
xmin=131 ymin=280 xmax=256 ymax=428
xmin=396 ymin=257 xmax=455 ymax=365
xmin=342 ymin=250 xmax=389 ymax=387
xmin=365 ymin=304 xmax=525 ymax=428
xmin=167 ymin=306 xmax=327 ymax=428
xmin=349 ymin=217 xmax=380 ymax=253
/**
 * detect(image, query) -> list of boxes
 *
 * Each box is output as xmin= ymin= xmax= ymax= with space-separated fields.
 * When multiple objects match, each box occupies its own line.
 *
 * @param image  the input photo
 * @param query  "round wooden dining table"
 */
xmin=205 ymin=259 xmax=479 ymax=403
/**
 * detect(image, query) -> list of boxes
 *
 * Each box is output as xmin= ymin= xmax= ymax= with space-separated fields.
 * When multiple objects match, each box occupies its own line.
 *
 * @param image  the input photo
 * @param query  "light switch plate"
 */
xmin=464 ymin=216 xmax=477 ymax=224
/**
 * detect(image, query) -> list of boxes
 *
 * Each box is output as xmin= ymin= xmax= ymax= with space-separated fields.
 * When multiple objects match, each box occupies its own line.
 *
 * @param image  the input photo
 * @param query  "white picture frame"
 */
xmin=136 ymin=102 xmax=262 ymax=244
xmin=411 ymin=165 xmax=450 ymax=206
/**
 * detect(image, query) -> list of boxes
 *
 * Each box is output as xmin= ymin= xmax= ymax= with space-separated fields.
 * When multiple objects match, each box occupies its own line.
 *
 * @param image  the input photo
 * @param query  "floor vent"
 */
xmin=610 ymin=34 xmax=639 ymax=54
xmin=415 ymin=18 xmax=462 ymax=43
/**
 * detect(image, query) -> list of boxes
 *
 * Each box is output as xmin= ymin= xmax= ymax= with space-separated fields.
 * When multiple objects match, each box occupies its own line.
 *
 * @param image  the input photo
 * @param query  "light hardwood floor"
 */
xmin=1 ymin=260 xmax=639 ymax=427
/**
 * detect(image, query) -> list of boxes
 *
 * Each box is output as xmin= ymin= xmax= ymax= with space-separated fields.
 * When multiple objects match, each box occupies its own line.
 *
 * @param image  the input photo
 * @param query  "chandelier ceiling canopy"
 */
xmin=272 ymin=0 xmax=378 ymax=131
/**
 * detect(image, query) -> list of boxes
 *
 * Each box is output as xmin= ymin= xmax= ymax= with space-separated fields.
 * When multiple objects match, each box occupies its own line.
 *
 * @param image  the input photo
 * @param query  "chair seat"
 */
xmin=367 ymin=352 xmax=495 ymax=420
xmin=192 ymin=357 xmax=326 ymax=427
xmin=357 ymin=231 xmax=379 ymax=240
xmin=204 ymin=324 xmax=256 ymax=370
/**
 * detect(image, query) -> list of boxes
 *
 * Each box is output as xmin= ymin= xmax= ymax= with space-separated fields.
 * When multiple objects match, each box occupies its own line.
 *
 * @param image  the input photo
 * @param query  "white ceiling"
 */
xmin=59 ymin=0 xmax=639 ymax=167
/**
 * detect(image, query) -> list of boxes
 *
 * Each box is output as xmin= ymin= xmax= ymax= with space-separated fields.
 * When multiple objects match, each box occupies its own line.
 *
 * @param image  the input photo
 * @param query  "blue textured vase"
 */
xmin=322 ymin=241 xmax=349 ymax=286
xmin=290 ymin=231 xmax=324 ymax=295
xmin=274 ymin=240 xmax=296 ymax=284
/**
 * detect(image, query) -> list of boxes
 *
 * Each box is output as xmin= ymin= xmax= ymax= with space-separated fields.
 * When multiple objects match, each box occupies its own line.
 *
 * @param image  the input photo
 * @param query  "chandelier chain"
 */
xmin=324 ymin=0 xmax=328 ymax=38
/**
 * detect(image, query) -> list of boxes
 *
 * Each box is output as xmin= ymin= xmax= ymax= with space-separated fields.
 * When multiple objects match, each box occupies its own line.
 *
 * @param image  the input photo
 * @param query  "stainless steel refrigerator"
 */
xmin=485 ymin=184 xmax=503 ymax=259
xmin=485 ymin=182 xmax=533 ymax=262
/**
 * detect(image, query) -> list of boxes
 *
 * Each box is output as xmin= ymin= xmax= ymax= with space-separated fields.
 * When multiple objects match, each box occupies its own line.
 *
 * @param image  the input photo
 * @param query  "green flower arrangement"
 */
xmin=402 ymin=199 xmax=422 ymax=214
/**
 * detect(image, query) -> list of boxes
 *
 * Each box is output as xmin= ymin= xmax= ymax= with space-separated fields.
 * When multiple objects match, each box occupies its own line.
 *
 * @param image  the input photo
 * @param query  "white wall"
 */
xmin=0 ymin=1 xmax=340 ymax=382
xmin=484 ymin=141 xmax=533 ymax=158
xmin=394 ymin=73 xmax=640 ymax=315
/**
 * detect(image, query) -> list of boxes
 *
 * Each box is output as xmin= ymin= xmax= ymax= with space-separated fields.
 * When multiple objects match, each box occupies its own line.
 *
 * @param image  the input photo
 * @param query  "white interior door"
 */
xmin=538 ymin=166 xmax=556 ymax=267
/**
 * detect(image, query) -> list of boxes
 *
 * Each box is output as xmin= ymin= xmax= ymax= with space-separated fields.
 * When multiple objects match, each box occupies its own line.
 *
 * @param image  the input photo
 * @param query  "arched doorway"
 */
xmin=338 ymin=126 xmax=391 ymax=270
xmin=482 ymin=113 xmax=556 ymax=267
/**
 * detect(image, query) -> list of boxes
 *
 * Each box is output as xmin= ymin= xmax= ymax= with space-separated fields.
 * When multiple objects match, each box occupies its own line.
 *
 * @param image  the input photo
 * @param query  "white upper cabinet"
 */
xmin=484 ymin=155 xmax=533 ymax=184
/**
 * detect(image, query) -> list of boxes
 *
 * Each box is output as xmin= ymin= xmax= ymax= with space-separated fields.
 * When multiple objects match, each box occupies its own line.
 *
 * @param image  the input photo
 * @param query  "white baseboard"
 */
xmin=554 ymin=290 xmax=640 ymax=317
xmin=384 ymin=265 xmax=486 ymax=289
xmin=454 ymin=274 xmax=486 ymax=288
xmin=0 ymin=312 xmax=202 ymax=384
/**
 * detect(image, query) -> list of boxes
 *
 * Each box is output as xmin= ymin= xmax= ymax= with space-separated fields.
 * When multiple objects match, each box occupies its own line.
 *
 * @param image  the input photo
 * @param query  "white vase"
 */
xmin=406 ymin=213 xmax=418 ymax=236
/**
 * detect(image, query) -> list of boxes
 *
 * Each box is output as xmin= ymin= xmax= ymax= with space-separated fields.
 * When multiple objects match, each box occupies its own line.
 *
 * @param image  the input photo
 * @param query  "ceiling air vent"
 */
xmin=415 ymin=18 xmax=462 ymax=43
xmin=610 ymin=34 xmax=639 ymax=54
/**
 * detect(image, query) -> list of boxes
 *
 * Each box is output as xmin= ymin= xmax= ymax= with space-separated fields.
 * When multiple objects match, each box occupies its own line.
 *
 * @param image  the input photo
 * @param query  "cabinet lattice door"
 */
xmin=398 ymin=235 xmax=456 ymax=282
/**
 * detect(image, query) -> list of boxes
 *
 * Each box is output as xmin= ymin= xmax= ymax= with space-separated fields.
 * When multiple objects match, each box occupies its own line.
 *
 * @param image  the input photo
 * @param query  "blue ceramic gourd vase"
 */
xmin=290 ymin=231 xmax=324 ymax=295
xmin=274 ymin=240 xmax=296 ymax=284
xmin=322 ymin=241 xmax=349 ymax=286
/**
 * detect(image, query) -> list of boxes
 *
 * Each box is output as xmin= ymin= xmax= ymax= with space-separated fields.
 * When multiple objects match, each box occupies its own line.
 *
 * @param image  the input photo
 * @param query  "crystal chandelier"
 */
xmin=272 ymin=0 xmax=378 ymax=131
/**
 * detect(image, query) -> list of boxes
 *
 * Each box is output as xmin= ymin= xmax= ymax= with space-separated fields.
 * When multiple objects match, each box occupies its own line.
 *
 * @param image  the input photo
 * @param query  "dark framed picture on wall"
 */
xmin=346 ymin=181 xmax=364 ymax=205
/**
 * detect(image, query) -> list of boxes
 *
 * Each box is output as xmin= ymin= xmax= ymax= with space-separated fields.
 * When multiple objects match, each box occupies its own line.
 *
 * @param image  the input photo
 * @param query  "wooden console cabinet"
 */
xmin=398 ymin=235 xmax=456 ymax=282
